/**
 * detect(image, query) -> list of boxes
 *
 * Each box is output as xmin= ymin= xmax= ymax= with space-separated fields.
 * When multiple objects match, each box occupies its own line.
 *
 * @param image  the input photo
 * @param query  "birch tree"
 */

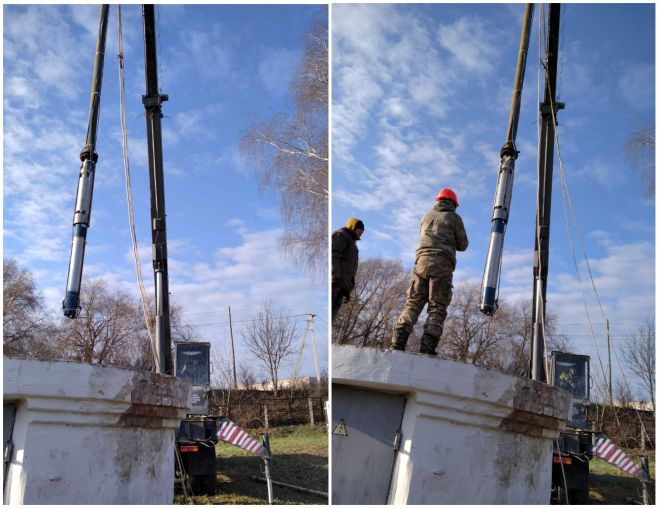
xmin=241 ymin=21 xmax=328 ymax=275
xmin=625 ymin=122 xmax=655 ymax=200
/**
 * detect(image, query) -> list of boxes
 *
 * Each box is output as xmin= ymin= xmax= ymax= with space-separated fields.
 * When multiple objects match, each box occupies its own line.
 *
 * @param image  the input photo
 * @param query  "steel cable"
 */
xmin=117 ymin=5 xmax=160 ymax=371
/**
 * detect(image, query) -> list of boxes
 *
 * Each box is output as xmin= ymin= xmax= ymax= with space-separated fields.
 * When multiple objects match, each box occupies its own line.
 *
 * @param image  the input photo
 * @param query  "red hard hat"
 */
xmin=436 ymin=188 xmax=459 ymax=207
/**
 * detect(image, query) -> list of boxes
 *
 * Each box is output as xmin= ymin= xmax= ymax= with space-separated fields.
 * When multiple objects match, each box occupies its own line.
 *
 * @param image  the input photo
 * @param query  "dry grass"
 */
xmin=175 ymin=424 xmax=328 ymax=505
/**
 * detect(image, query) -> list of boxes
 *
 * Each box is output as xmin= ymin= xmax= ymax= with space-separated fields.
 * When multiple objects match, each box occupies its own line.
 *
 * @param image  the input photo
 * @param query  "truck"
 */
xmin=549 ymin=351 xmax=593 ymax=504
xmin=174 ymin=341 xmax=222 ymax=495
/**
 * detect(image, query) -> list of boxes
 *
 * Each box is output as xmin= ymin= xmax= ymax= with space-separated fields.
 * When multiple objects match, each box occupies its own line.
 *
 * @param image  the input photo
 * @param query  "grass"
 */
xmin=175 ymin=424 xmax=328 ymax=505
xmin=588 ymin=450 xmax=654 ymax=504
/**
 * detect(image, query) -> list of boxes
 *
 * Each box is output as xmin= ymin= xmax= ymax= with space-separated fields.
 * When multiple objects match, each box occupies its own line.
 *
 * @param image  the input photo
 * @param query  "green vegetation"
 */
xmin=588 ymin=452 xmax=654 ymax=505
xmin=175 ymin=424 xmax=328 ymax=505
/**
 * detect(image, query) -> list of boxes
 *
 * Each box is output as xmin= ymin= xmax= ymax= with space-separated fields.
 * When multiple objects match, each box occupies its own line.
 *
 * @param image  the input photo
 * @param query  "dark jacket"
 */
xmin=415 ymin=199 xmax=469 ymax=268
xmin=331 ymin=227 xmax=359 ymax=293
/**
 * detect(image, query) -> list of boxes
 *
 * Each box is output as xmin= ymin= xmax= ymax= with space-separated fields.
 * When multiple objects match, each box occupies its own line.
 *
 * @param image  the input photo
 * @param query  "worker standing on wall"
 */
xmin=331 ymin=218 xmax=364 ymax=323
xmin=390 ymin=189 xmax=468 ymax=355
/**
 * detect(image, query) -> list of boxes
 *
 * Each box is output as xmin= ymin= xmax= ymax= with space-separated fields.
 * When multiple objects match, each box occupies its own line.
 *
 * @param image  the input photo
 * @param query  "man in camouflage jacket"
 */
xmin=391 ymin=188 xmax=468 ymax=355
xmin=331 ymin=218 xmax=364 ymax=323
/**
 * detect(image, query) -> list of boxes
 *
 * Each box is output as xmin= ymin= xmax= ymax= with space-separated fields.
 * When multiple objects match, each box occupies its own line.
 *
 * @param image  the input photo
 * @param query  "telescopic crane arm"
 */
xmin=63 ymin=5 xmax=109 ymax=318
xmin=143 ymin=4 xmax=172 ymax=374
xmin=479 ymin=4 xmax=564 ymax=382
xmin=62 ymin=5 xmax=173 ymax=375
xmin=531 ymin=4 xmax=563 ymax=382
xmin=479 ymin=4 xmax=535 ymax=316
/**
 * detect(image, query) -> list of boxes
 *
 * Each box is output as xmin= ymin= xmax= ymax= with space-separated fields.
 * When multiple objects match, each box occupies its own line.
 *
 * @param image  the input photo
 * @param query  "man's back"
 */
xmin=416 ymin=200 xmax=469 ymax=265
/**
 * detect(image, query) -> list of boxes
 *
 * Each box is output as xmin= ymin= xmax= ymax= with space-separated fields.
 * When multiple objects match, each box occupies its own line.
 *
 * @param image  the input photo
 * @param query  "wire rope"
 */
xmin=545 ymin=37 xmax=653 ymax=449
xmin=117 ymin=5 xmax=160 ymax=372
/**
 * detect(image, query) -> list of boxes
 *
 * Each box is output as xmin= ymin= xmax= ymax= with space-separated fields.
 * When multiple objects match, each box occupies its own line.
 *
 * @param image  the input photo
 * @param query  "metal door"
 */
xmin=331 ymin=385 xmax=406 ymax=505
xmin=4 ymin=403 xmax=17 ymax=490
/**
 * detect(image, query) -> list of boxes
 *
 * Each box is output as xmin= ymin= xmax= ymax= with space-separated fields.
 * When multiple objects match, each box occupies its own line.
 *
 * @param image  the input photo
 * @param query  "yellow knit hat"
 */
xmin=346 ymin=217 xmax=365 ymax=231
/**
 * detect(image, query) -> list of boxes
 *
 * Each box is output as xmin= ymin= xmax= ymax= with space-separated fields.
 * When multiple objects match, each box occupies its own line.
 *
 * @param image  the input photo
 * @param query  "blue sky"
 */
xmin=332 ymin=4 xmax=655 ymax=396
xmin=3 ymin=4 xmax=328 ymax=382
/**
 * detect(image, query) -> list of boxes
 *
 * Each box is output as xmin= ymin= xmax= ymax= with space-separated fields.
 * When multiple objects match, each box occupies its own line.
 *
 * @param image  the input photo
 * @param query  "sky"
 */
xmin=3 ymin=4 xmax=329 ymax=383
xmin=332 ymin=4 xmax=655 ymax=398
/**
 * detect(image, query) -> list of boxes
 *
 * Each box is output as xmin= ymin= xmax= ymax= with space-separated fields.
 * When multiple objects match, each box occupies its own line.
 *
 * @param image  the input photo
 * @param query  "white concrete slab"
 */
xmin=3 ymin=358 xmax=191 ymax=505
xmin=332 ymin=345 xmax=572 ymax=505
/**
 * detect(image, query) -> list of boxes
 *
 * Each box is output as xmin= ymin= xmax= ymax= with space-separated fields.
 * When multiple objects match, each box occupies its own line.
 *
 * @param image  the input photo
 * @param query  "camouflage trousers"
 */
xmin=393 ymin=254 xmax=454 ymax=341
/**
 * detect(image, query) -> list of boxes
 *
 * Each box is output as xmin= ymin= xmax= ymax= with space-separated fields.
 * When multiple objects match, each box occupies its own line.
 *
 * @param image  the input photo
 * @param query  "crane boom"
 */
xmin=62 ymin=5 xmax=173 ymax=375
xmin=480 ymin=4 xmax=535 ymax=316
xmin=143 ymin=5 xmax=172 ymax=374
xmin=531 ymin=4 xmax=563 ymax=382
xmin=63 ymin=5 xmax=109 ymax=318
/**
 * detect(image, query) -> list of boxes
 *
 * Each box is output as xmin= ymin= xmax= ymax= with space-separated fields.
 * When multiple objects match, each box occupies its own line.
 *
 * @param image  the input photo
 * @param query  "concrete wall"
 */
xmin=3 ymin=358 xmax=191 ymax=505
xmin=332 ymin=345 xmax=573 ymax=505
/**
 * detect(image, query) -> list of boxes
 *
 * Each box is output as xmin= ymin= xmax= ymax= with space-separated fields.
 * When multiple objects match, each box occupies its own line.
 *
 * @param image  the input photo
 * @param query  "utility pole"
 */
xmin=229 ymin=306 xmax=237 ymax=388
xmin=308 ymin=313 xmax=321 ymax=386
xmin=142 ymin=5 xmax=172 ymax=374
xmin=63 ymin=5 xmax=109 ymax=318
xmin=530 ymin=4 xmax=563 ymax=382
xmin=607 ymin=319 xmax=613 ymax=405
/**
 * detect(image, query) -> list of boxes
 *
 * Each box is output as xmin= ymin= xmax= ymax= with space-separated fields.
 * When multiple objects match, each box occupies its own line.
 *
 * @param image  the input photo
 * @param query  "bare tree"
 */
xmin=240 ymin=21 xmax=328 ymax=275
xmin=621 ymin=318 xmax=655 ymax=413
xmin=238 ymin=362 xmax=258 ymax=389
xmin=333 ymin=258 xmax=410 ymax=348
xmin=625 ymin=122 xmax=655 ymax=200
xmin=131 ymin=297 xmax=200 ymax=372
xmin=614 ymin=379 xmax=636 ymax=408
xmin=57 ymin=279 xmax=146 ymax=367
xmin=334 ymin=266 xmax=571 ymax=377
xmin=242 ymin=301 xmax=299 ymax=396
xmin=440 ymin=283 xmax=511 ymax=368
xmin=3 ymin=259 xmax=50 ymax=358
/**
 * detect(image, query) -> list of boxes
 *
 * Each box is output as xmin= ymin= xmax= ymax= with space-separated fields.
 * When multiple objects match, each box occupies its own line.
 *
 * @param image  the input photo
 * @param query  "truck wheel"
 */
xmin=568 ymin=488 xmax=589 ymax=504
xmin=200 ymin=474 xmax=217 ymax=495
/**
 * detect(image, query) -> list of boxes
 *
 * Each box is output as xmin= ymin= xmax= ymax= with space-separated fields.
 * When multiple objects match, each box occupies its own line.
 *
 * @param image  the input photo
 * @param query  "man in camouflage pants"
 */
xmin=390 ymin=188 xmax=468 ymax=355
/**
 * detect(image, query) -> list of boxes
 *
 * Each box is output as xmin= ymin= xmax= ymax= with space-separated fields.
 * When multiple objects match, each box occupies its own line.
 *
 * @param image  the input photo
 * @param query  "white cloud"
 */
xmin=258 ymin=48 xmax=299 ymax=96
xmin=174 ymin=23 xmax=236 ymax=83
xmin=617 ymin=62 xmax=654 ymax=112
xmin=437 ymin=17 xmax=500 ymax=73
xmin=570 ymin=158 xmax=625 ymax=189
xmin=4 ymin=6 xmax=93 ymax=101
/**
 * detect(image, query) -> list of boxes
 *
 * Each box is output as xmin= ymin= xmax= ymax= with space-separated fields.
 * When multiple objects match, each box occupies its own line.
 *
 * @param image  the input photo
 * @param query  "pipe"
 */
xmin=63 ymin=5 xmax=109 ymax=318
xmin=250 ymin=476 xmax=328 ymax=498
xmin=480 ymin=4 xmax=535 ymax=316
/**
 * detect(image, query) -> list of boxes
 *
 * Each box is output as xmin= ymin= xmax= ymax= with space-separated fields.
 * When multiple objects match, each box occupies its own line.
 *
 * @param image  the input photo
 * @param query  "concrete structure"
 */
xmin=3 ymin=358 xmax=191 ymax=505
xmin=332 ymin=345 xmax=573 ymax=505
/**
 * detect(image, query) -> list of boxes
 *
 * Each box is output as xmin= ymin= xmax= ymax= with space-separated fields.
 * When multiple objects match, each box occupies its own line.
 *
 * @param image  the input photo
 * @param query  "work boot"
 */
xmin=419 ymin=333 xmax=439 ymax=356
xmin=389 ymin=328 xmax=410 ymax=351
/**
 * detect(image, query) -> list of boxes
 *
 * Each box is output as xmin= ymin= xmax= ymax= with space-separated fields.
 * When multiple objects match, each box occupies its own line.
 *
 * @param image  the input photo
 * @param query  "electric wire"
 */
xmin=545 ymin=38 xmax=653 ymax=450
xmin=554 ymin=438 xmax=570 ymax=505
xmin=117 ymin=5 xmax=160 ymax=372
